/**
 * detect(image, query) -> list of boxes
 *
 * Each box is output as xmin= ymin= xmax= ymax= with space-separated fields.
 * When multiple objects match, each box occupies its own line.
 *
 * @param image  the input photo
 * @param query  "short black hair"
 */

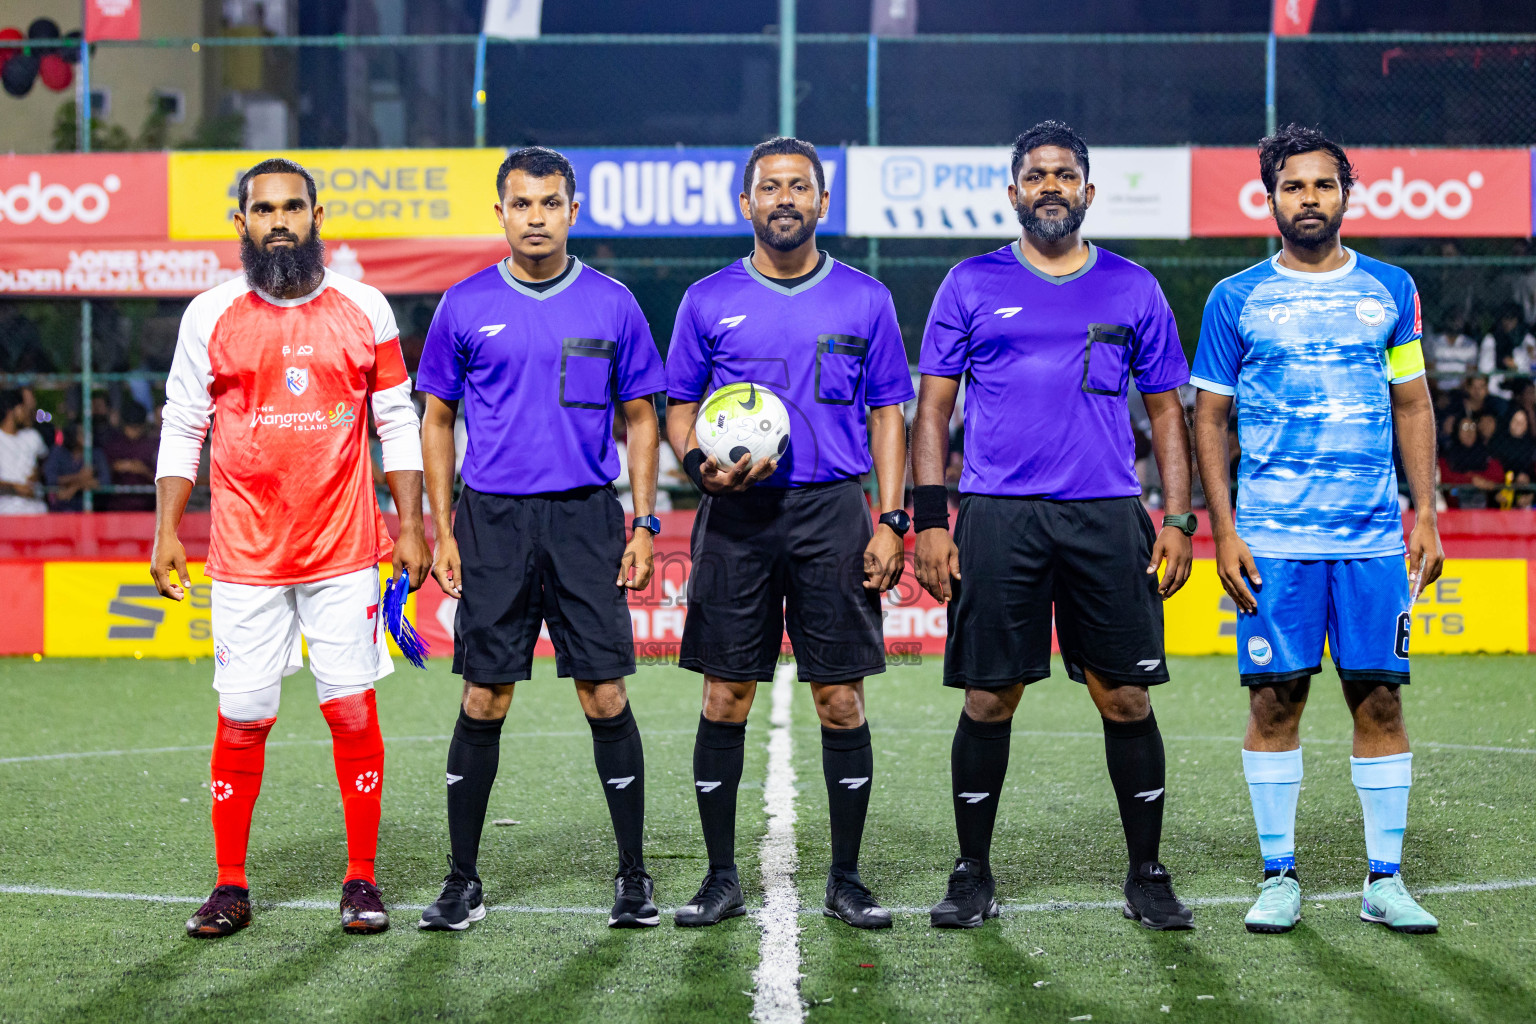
xmin=741 ymin=137 xmax=825 ymax=195
xmin=0 ymin=389 xmax=23 ymax=421
xmin=237 ymin=158 xmax=317 ymax=212
xmin=121 ymin=398 xmax=147 ymax=427
xmin=497 ymin=147 xmax=576 ymax=201
xmin=1010 ymin=120 xmax=1090 ymax=183
xmin=1258 ymin=124 xmax=1357 ymax=195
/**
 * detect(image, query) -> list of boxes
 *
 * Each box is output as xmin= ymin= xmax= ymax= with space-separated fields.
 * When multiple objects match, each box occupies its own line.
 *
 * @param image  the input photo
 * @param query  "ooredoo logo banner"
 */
xmin=1191 ymin=147 xmax=1531 ymax=237
xmin=0 ymin=153 xmax=168 ymax=240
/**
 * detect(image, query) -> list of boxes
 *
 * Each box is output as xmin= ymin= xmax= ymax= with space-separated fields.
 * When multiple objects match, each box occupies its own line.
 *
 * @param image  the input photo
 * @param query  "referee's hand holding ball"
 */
xmin=698 ymin=451 xmax=777 ymax=493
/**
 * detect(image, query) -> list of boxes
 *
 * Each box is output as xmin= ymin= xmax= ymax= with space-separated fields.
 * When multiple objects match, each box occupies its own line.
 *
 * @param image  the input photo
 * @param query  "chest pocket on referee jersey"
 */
xmin=559 ymin=337 xmax=616 ymax=410
xmin=1082 ymin=322 xmax=1134 ymax=397
xmin=815 ymin=334 xmax=868 ymax=405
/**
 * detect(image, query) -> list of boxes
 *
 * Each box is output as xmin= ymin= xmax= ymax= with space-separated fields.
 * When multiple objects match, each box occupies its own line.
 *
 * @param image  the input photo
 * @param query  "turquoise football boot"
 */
xmin=1360 ymin=874 xmax=1439 ymax=934
xmin=1244 ymin=874 xmax=1302 ymax=933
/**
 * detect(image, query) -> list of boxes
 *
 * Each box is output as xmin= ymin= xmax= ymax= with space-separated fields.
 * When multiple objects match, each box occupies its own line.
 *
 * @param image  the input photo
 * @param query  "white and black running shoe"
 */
xmin=609 ymin=869 xmax=660 ymax=928
xmin=418 ymin=856 xmax=486 ymax=932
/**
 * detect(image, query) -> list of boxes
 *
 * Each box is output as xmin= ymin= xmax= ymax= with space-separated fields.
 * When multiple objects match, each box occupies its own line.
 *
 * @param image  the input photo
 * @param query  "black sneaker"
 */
xmin=825 ymin=870 xmax=892 ymax=929
xmin=418 ymin=855 xmax=486 ymax=932
xmin=1123 ymin=861 xmax=1194 ymax=931
xmin=673 ymin=868 xmax=746 ymax=927
xmin=340 ymin=879 xmax=389 ymax=934
xmin=186 ymin=884 xmax=252 ymax=939
xmin=609 ymin=868 xmax=660 ymax=928
xmin=929 ymin=858 xmax=999 ymax=929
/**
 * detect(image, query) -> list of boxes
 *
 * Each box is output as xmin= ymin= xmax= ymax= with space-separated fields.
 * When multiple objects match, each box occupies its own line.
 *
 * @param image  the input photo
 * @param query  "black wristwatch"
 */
xmin=1162 ymin=512 xmax=1197 ymax=537
xmin=878 ymin=509 xmax=911 ymax=537
xmin=632 ymin=515 xmax=661 ymax=536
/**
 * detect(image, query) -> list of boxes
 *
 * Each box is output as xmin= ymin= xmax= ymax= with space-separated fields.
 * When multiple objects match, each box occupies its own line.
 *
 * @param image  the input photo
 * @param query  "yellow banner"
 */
xmin=168 ymin=149 xmax=508 ymax=240
xmin=1164 ymin=557 xmax=1528 ymax=656
xmin=44 ymin=562 xmax=414 ymax=659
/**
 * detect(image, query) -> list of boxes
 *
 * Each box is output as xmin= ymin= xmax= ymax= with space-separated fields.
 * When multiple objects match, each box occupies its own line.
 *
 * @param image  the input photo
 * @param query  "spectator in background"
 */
xmin=43 ymin=422 xmax=108 ymax=512
xmin=1438 ymin=417 xmax=1504 ymax=508
xmin=1506 ymin=377 xmax=1536 ymax=431
xmin=0 ymin=389 xmax=47 ymax=515
xmin=1480 ymin=304 xmax=1536 ymax=398
xmin=1477 ymin=411 xmax=1499 ymax=447
xmin=99 ymin=399 xmax=157 ymax=511
xmin=1491 ymin=407 xmax=1535 ymax=480
xmin=1452 ymin=373 xmax=1506 ymax=423
xmin=1511 ymin=472 xmax=1534 ymax=510
xmin=1427 ymin=312 xmax=1480 ymax=376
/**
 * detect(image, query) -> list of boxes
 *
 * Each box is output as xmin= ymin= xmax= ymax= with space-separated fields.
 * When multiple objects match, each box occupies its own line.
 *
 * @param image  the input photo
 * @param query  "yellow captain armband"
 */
xmin=1386 ymin=339 xmax=1425 ymax=382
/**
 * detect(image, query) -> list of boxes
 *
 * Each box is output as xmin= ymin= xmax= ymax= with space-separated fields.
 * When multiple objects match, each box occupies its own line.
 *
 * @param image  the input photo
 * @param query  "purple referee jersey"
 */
xmin=416 ymin=258 xmax=666 ymax=495
xmin=667 ymin=254 xmax=915 ymax=487
xmin=920 ymin=242 xmax=1188 ymax=499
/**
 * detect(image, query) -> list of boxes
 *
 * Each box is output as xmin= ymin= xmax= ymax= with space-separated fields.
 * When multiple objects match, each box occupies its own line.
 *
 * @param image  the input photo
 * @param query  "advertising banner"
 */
xmin=1191 ymin=147 xmax=1532 ymax=237
xmin=0 ymin=237 xmax=509 ymax=297
xmin=563 ymin=147 xmax=845 ymax=237
xmin=168 ymin=149 xmax=509 ymax=240
xmin=0 ymin=153 xmax=167 ymax=241
xmin=85 ymin=0 xmax=140 ymax=41
xmin=42 ymin=561 xmax=415 ymax=659
xmin=845 ymin=146 xmax=1190 ymax=239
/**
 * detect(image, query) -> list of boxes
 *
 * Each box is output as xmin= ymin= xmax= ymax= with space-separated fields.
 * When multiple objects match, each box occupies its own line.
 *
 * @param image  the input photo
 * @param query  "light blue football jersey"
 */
xmin=1191 ymin=249 xmax=1426 ymax=560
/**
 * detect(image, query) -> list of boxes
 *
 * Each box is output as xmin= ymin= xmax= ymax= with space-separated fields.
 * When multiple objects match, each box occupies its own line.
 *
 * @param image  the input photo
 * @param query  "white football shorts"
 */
xmin=210 ymin=564 xmax=394 ymax=694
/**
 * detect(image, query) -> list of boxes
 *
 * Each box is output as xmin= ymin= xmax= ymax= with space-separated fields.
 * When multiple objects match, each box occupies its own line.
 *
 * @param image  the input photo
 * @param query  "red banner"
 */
xmin=1272 ymin=0 xmax=1319 ymax=36
xmin=1191 ymin=147 xmax=1532 ymax=237
xmin=85 ymin=0 xmax=140 ymax=41
xmin=0 ymin=237 xmax=509 ymax=297
xmin=0 ymin=153 xmax=167 ymax=241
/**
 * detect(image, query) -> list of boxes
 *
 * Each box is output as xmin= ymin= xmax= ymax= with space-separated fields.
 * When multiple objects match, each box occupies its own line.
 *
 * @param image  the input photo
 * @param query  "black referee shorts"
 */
xmin=944 ymin=495 xmax=1168 ymax=690
xmin=451 ymin=485 xmax=636 ymax=684
xmin=680 ymin=479 xmax=885 ymax=684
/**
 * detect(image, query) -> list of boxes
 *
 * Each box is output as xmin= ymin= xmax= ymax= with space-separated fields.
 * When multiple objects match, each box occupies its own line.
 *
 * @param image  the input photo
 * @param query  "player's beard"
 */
xmin=1015 ymin=194 xmax=1087 ymax=244
xmin=1275 ymin=205 xmax=1344 ymax=251
xmin=240 ymin=226 xmax=327 ymax=298
xmin=753 ymin=205 xmax=816 ymax=252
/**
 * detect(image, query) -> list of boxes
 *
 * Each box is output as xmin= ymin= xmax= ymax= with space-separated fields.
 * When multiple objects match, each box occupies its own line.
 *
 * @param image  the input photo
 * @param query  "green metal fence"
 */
xmin=3 ymin=24 xmax=1535 ymax=508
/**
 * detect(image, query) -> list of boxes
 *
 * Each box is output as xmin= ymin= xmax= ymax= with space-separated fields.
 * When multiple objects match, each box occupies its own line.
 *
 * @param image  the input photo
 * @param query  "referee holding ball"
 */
xmin=415 ymin=148 xmax=667 ymax=931
xmin=912 ymin=122 xmax=1197 ymax=930
xmin=665 ymin=137 xmax=915 ymax=929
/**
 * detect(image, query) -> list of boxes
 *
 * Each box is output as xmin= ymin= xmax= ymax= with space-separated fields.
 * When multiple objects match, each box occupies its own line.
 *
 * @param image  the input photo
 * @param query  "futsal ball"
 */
xmin=695 ymin=382 xmax=791 ymax=467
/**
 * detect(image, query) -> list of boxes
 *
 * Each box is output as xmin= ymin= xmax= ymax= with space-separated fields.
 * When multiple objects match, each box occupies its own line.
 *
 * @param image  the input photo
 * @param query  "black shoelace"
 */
xmin=196 ymin=885 xmax=245 ymax=916
xmin=832 ymin=875 xmax=879 ymax=910
xmin=1135 ymin=875 xmax=1183 ymax=913
xmin=944 ymin=866 xmax=987 ymax=904
xmin=690 ymin=872 xmax=735 ymax=906
xmin=616 ymin=871 xmax=651 ymax=903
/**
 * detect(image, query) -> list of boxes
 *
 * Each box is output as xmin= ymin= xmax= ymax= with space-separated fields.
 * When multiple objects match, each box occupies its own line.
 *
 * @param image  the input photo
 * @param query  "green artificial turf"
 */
xmin=0 ymin=655 xmax=1532 ymax=1023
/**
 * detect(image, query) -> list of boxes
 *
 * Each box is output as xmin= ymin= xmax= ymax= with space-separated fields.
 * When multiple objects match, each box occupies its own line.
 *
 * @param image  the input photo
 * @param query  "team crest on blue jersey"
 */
xmin=1247 ymin=635 xmax=1274 ymax=666
xmin=285 ymin=367 xmax=309 ymax=396
xmin=1355 ymin=297 xmax=1387 ymax=326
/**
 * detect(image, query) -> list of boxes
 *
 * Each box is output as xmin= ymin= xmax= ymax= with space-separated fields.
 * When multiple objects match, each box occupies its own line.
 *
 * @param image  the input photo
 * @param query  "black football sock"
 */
xmin=1103 ymin=710 xmax=1167 ymax=873
xmin=445 ymin=707 xmax=504 ymax=879
xmin=588 ymin=702 xmax=646 ymax=874
xmin=821 ymin=722 xmax=873 ymax=876
xmin=693 ymin=713 xmax=747 ymax=873
xmin=951 ymin=711 xmax=1012 ymax=876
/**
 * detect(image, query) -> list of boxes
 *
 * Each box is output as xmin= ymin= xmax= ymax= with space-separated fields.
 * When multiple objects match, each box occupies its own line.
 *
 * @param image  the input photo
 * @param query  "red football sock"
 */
xmin=320 ymin=689 xmax=385 ymax=884
xmin=210 ymin=713 xmax=275 ymax=890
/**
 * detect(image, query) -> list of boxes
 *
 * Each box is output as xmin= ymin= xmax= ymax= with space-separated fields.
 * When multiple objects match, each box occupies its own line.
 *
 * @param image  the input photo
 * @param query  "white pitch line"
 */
xmin=752 ymin=660 xmax=803 ymax=1024
xmin=6 ymin=877 xmax=1533 ymax=918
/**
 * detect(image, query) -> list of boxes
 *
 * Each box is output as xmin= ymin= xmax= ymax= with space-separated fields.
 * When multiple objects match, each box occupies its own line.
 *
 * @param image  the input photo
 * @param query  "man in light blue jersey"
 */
xmin=1191 ymin=125 xmax=1444 ymax=936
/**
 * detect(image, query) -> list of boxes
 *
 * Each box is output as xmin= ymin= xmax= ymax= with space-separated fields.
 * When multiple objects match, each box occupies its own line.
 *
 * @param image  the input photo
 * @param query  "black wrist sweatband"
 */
xmin=913 ymin=484 xmax=950 ymax=532
xmin=684 ymin=448 xmax=707 ymax=492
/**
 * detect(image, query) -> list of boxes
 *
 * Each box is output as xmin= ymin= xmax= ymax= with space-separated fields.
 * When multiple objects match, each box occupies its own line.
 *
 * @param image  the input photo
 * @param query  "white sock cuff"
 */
xmin=218 ymin=680 xmax=282 ymax=721
xmin=1242 ymin=747 xmax=1303 ymax=784
xmin=315 ymin=677 xmax=374 ymax=705
xmin=1351 ymin=751 xmax=1412 ymax=789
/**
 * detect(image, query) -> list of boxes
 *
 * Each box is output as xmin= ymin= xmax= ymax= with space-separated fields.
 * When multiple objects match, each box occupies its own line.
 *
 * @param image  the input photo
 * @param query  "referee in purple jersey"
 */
xmin=912 ymin=122 xmax=1198 ymax=930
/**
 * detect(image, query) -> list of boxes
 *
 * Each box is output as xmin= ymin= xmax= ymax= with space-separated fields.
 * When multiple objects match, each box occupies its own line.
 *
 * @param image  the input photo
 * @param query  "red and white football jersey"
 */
xmin=158 ymin=269 xmax=415 ymax=585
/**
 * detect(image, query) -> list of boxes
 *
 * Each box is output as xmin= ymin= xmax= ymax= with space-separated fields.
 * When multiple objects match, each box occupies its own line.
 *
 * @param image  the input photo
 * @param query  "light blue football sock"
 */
xmin=1242 ymin=747 xmax=1302 ymax=873
xmin=1351 ymin=751 xmax=1412 ymax=875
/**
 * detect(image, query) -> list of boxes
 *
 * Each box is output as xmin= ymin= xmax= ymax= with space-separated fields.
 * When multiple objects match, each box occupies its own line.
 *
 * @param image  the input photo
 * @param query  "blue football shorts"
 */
xmin=1236 ymin=554 xmax=1411 ymax=687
